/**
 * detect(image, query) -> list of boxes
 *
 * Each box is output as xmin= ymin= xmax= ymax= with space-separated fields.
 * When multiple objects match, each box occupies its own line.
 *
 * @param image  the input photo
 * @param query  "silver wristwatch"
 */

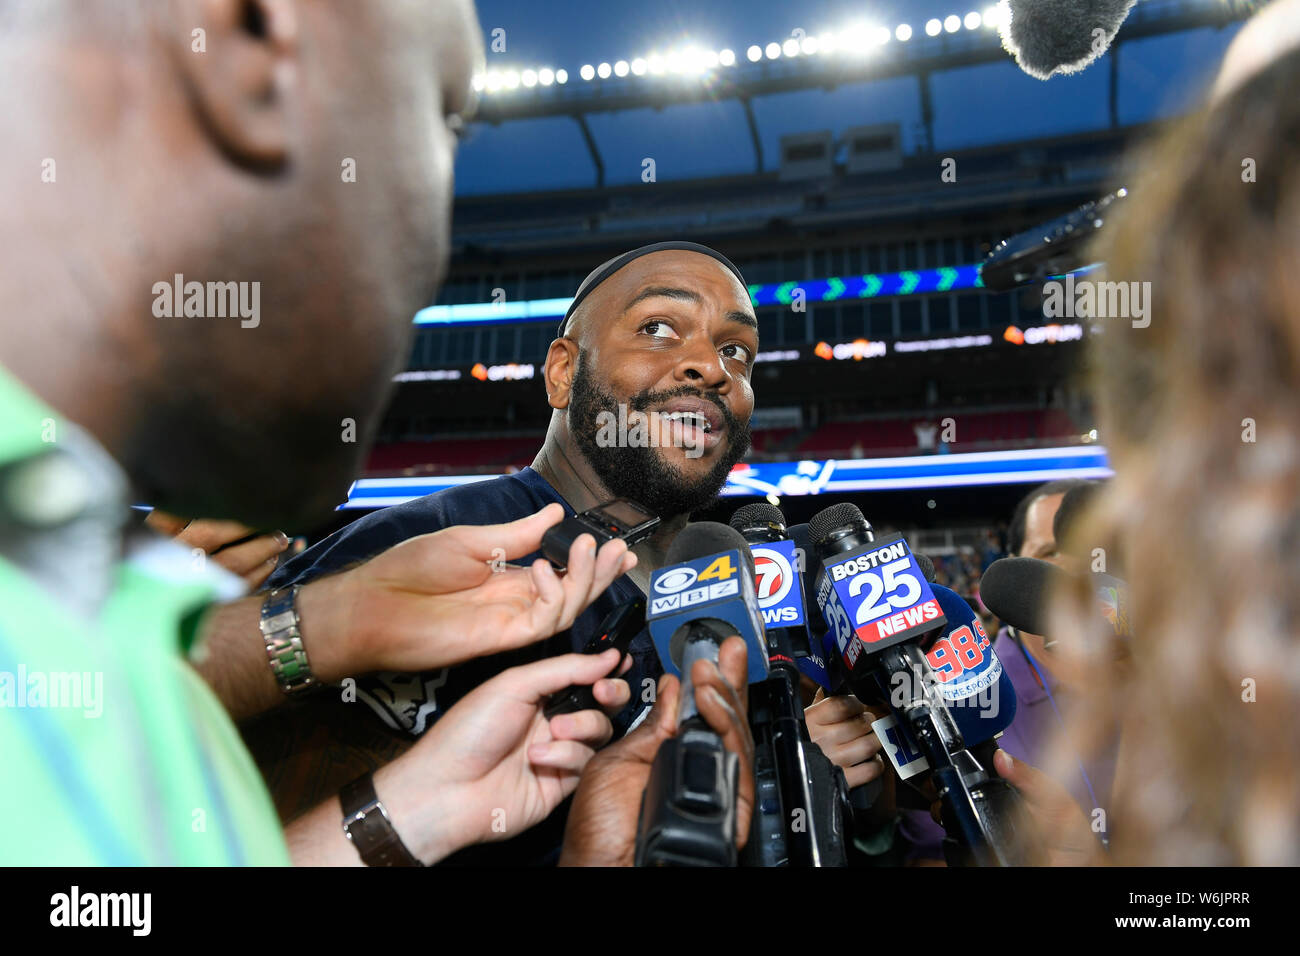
xmin=259 ymin=585 xmax=316 ymax=695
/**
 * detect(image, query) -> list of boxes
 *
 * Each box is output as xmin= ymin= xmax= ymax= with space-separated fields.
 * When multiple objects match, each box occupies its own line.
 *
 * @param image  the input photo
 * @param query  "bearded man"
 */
xmin=249 ymin=241 xmax=758 ymax=862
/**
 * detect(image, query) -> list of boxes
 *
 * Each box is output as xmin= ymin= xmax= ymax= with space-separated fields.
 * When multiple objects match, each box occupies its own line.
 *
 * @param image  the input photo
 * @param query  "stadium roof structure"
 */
xmin=468 ymin=0 xmax=1253 ymax=186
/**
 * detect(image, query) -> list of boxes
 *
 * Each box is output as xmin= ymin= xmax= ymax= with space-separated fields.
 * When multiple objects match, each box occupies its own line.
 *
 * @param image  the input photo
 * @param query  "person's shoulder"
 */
xmin=267 ymin=469 xmax=563 ymax=587
xmin=425 ymin=469 xmax=565 ymax=524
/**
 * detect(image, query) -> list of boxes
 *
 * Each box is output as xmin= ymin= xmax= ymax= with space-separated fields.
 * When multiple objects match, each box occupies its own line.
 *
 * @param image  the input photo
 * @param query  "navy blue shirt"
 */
xmin=268 ymin=467 xmax=657 ymax=738
xmin=264 ymin=467 xmax=659 ymax=863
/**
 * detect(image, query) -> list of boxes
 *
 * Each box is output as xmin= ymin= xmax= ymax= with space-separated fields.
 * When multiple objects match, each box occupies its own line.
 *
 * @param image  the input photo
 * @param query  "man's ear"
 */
xmin=544 ymin=338 xmax=578 ymax=410
xmin=171 ymin=0 xmax=299 ymax=170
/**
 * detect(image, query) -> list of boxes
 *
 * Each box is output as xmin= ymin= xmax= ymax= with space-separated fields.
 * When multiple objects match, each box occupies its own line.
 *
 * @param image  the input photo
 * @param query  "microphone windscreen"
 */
xmin=915 ymin=552 xmax=937 ymax=584
xmin=978 ymin=556 xmax=1065 ymax=634
xmin=729 ymin=502 xmax=787 ymax=537
xmin=807 ymin=502 xmax=868 ymax=550
xmin=666 ymin=521 xmax=755 ymax=577
xmin=1000 ymin=0 xmax=1139 ymax=80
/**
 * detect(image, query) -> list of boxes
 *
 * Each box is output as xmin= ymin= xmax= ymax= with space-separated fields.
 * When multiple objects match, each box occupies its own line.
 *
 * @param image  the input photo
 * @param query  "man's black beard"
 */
xmin=567 ymin=354 xmax=752 ymax=520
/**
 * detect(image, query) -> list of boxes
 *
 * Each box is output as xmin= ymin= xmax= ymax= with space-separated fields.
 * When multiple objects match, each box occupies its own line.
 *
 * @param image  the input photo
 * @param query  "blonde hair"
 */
xmin=1049 ymin=49 xmax=1300 ymax=864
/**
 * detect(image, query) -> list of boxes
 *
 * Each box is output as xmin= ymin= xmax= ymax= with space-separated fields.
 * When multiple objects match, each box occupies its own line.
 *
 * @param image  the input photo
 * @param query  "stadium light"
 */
xmin=719 ymin=48 xmax=736 ymax=66
xmin=841 ymin=24 xmax=873 ymax=54
xmin=896 ymin=23 xmax=913 ymax=41
xmin=747 ymin=44 xmax=762 ymax=62
xmin=555 ymin=68 xmax=568 ymax=84
xmin=782 ymin=37 xmax=800 ymax=57
xmin=521 ymin=69 xmax=537 ymax=87
xmin=471 ymin=74 xmax=485 ymax=92
xmin=800 ymin=35 xmax=819 ymax=55
xmin=580 ymin=63 xmax=595 ymax=81
xmin=983 ymin=6 xmax=1002 ymax=28
xmin=765 ymin=41 xmax=781 ymax=59
xmin=614 ymin=59 xmax=629 ymax=77
xmin=538 ymin=67 xmax=554 ymax=86
xmin=631 ymin=57 xmax=647 ymax=75
xmin=944 ymin=15 xmax=961 ymax=33
xmin=648 ymin=53 xmax=665 ymax=74
xmin=873 ymin=25 xmax=891 ymax=45
xmin=964 ymin=11 xmax=982 ymax=29
xmin=504 ymin=70 xmax=520 ymax=89
xmin=925 ymin=18 xmax=942 ymax=36
xmin=597 ymin=61 xmax=612 ymax=78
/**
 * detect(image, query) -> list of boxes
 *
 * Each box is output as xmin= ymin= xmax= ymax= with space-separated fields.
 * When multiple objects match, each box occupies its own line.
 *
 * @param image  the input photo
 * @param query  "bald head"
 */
xmin=562 ymin=248 xmax=755 ymax=347
xmin=541 ymin=248 xmax=758 ymax=518
xmin=1 ymin=0 xmax=483 ymax=526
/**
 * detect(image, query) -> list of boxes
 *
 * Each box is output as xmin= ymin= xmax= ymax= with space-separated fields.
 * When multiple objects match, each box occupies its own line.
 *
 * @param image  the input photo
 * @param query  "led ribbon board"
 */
xmin=341 ymin=445 xmax=1112 ymax=509
xmin=413 ymin=265 xmax=985 ymax=326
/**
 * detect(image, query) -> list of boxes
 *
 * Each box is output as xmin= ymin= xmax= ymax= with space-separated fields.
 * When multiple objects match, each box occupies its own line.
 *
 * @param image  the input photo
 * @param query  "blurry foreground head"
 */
xmin=0 ymin=0 xmax=482 ymax=526
xmin=1054 ymin=46 xmax=1300 ymax=864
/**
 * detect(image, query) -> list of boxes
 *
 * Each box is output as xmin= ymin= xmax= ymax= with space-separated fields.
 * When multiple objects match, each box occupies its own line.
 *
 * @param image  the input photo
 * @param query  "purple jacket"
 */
xmin=896 ymin=627 xmax=1116 ymax=862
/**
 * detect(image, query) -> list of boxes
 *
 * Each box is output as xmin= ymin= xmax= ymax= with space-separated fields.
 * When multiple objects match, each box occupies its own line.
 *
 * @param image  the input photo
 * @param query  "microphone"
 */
xmin=999 ymin=0 xmax=1139 ymax=80
xmin=805 ymin=502 xmax=1037 ymax=865
xmin=980 ymin=189 xmax=1127 ymax=292
xmin=980 ymin=556 xmax=1130 ymax=642
xmin=729 ymin=503 xmax=852 ymax=866
xmin=926 ymin=582 xmax=1018 ymax=750
xmin=645 ymin=522 xmax=769 ymax=689
xmin=788 ymin=522 xmax=834 ymax=691
xmin=636 ymin=522 xmax=765 ymax=866
xmin=757 ymin=512 xmax=882 ymax=817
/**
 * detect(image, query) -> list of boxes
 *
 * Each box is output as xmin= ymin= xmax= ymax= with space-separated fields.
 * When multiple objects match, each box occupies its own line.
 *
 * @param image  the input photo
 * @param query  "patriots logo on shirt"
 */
xmin=355 ymin=669 xmax=449 ymax=736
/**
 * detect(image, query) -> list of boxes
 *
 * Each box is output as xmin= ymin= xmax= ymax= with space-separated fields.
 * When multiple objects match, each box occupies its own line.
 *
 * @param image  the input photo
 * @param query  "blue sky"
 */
xmin=455 ymin=0 xmax=1245 ymax=194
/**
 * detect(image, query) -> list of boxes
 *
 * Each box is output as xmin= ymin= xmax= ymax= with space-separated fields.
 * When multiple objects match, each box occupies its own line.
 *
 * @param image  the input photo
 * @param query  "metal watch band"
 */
xmin=339 ymin=773 xmax=425 ymax=867
xmin=259 ymin=585 xmax=316 ymax=695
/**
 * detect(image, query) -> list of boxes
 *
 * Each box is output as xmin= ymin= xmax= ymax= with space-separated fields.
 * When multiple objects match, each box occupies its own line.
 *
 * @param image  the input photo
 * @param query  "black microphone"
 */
xmin=980 ymin=556 xmax=1130 ymax=645
xmin=729 ymin=503 xmax=850 ymax=867
xmin=980 ymin=189 xmax=1127 ymax=292
xmin=635 ymin=522 xmax=754 ymax=866
xmin=999 ymin=0 xmax=1139 ymax=80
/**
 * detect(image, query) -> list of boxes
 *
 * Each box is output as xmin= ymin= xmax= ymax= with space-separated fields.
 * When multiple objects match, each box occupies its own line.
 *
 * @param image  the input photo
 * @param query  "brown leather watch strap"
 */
xmin=339 ymin=773 xmax=425 ymax=867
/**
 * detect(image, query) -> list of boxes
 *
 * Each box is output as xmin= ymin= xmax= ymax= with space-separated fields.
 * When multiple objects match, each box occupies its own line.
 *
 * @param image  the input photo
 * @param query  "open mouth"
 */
xmin=658 ymin=410 xmax=713 ymax=434
xmin=651 ymin=398 xmax=725 ymax=454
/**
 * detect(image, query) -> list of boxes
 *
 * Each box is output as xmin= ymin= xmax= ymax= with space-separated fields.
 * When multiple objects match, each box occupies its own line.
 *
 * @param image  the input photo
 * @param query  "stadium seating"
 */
xmin=364 ymin=436 xmax=543 ymax=475
xmin=362 ymin=409 xmax=1082 ymax=476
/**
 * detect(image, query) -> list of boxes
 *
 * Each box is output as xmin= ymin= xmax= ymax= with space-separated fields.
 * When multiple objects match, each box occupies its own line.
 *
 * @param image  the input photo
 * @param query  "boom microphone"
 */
xmin=999 ymin=0 xmax=1139 ymax=80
